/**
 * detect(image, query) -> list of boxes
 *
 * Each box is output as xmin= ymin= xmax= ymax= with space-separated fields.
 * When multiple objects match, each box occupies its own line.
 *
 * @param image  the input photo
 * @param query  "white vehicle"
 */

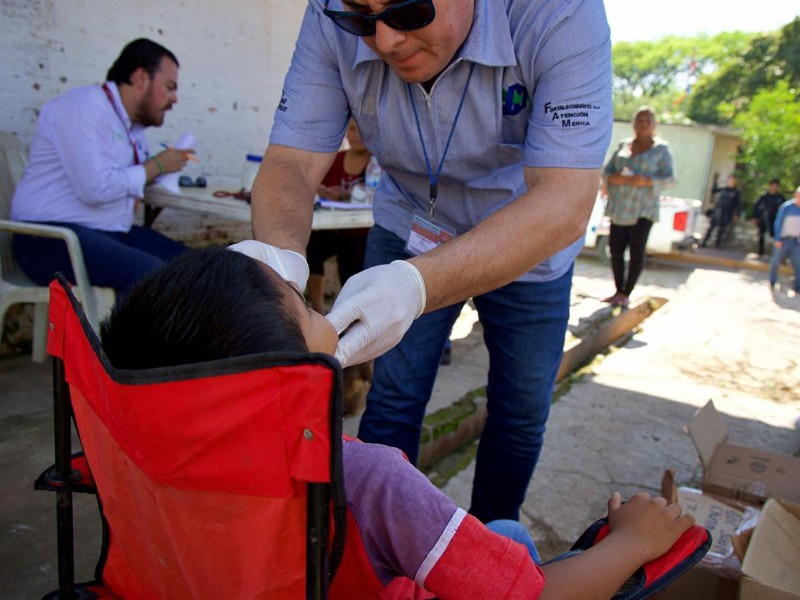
xmin=583 ymin=194 xmax=702 ymax=264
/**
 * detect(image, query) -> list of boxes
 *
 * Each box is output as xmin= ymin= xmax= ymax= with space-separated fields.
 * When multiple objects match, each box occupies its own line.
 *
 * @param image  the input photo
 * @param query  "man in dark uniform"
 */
xmin=702 ymin=175 xmax=741 ymax=248
xmin=751 ymin=179 xmax=785 ymax=256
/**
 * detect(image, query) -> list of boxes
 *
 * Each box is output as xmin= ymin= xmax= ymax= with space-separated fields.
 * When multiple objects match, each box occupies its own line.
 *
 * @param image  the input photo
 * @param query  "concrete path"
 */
xmin=441 ymin=256 xmax=800 ymax=559
xmin=1 ymin=253 xmax=799 ymax=598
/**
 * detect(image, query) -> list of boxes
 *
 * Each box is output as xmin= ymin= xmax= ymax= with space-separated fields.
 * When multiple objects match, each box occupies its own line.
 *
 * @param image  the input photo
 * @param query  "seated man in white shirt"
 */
xmin=11 ymin=38 xmax=190 ymax=296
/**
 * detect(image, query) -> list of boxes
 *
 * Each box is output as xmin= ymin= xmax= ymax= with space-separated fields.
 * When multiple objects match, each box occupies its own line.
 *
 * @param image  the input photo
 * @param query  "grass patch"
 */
xmin=420 ymin=387 xmax=485 ymax=444
xmin=426 ymin=440 xmax=479 ymax=488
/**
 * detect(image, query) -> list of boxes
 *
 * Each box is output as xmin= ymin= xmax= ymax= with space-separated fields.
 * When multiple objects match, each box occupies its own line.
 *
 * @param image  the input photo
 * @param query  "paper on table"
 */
xmin=316 ymin=198 xmax=373 ymax=210
xmin=155 ymin=132 xmax=195 ymax=195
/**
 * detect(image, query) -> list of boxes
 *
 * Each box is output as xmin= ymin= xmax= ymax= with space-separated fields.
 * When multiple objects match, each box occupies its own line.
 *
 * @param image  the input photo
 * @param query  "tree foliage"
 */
xmin=730 ymin=80 xmax=800 ymax=200
xmin=687 ymin=18 xmax=800 ymax=125
xmin=611 ymin=32 xmax=752 ymax=122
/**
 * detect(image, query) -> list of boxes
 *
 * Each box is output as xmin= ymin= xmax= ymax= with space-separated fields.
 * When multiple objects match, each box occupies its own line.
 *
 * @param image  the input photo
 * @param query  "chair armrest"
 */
xmin=0 ymin=219 xmax=101 ymax=326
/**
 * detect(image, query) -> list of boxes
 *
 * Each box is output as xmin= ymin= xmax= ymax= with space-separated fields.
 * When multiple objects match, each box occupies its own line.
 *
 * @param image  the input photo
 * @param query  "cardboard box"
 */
xmin=654 ymin=562 xmax=739 ymax=600
xmin=677 ymin=487 xmax=744 ymax=558
xmin=738 ymin=499 xmax=800 ymax=599
xmin=686 ymin=401 xmax=800 ymax=505
xmin=654 ymin=474 xmax=744 ymax=600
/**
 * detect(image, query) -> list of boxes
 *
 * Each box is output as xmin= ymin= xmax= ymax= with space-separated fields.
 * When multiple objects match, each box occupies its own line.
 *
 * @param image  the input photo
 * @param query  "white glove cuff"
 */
xmin=228 ymin=240 xmax=310 ymax=291
xmin=390 ymin=260 xmax=426 ymax=319
xmin=275 ymin=248 xmax=310 ymax=291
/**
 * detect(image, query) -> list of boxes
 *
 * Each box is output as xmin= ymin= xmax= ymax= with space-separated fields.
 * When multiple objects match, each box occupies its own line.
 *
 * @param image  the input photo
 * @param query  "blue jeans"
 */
xmin=13 ymin=223 xmax=187 ymax=297
xmin=486 ymin=519 xmax=541 ymax=564
xmin=769 ymin=237 xmax=800 ymax=291
xmin=358 ymin=226 xmax=572 ymax=522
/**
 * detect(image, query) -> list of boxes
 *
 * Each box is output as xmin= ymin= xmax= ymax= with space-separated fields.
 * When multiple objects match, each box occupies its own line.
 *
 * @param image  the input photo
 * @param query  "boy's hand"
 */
xmin=607 ymin=491 xmax=695 ymax=564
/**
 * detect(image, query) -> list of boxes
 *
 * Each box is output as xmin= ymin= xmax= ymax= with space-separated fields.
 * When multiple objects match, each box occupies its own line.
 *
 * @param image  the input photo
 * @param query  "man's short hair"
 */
xmin=769 ymin=178 xmax=780 ymax=185
xmin=106 ymin=38 xmax=179 ymax=85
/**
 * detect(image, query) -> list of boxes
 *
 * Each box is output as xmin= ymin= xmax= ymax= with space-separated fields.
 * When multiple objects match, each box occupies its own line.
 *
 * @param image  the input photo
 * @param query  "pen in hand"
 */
xmin=160 ymin=142 xmax=199 ymax=162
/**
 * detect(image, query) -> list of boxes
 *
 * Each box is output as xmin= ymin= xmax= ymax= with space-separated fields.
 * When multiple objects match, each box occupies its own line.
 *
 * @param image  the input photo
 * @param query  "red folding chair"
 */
xmin=35 ymin=275 xmax=346 ymax=599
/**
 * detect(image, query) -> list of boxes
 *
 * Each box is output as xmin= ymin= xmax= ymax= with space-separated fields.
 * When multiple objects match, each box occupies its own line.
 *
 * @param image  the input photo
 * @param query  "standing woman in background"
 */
xmin=602 ymin=106 xmax=675 ymax=307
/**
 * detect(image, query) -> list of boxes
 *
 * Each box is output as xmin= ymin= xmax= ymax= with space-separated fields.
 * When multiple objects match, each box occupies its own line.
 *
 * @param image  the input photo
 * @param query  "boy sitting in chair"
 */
xmin=100 ymin=247 xmax=700 ymax=600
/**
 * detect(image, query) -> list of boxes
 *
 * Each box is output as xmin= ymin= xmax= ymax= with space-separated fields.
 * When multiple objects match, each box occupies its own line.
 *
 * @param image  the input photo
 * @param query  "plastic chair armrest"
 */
xmin=0 ymin=219 xmax=100 ymax=326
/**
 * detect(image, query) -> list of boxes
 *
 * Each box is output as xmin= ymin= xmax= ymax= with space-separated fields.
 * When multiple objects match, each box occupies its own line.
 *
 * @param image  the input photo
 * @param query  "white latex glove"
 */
xmin=325 ymin=260 xmax=426 ymax=368
xmin=228 ymin=240 xmax=310 ymax=291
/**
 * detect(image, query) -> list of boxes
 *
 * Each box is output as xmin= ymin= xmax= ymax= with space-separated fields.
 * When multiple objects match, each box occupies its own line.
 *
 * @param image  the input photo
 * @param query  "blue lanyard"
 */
xmin=407 ymin=62 xmax=475 ymax=220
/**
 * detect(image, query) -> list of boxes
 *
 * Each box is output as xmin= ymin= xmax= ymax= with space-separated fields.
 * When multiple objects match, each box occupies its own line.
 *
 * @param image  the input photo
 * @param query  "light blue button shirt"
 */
xmin=270 ymin=0 xmax=613 ymax=281
xmin=11 ymin=82 xmax=148 ymax=232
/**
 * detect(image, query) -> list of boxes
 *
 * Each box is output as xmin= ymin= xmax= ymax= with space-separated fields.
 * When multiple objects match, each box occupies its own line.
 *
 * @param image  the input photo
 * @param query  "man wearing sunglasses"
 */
xmin=11 ymin=38 xmax=189 ymax=298
xmin=238 ymin=0 xmax=612 ymax=528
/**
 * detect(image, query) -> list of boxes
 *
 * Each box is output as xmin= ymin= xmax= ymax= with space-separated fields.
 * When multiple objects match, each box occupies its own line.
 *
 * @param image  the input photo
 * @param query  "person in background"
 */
xmin=602 ymin=106 xmax=675 ymax=308
xmin=306 ymin=119 xmax=372 ymax=314
xmin=307 ymin=119 xmax=374 ymax=417
xmin=751 ymin=178 xmax=785 ymax=257
xmin=701 ymin=175 xmax=741 ymax=249
xmin=768 ymin=186 xmax=800 ymax=296
xmin=234 ymin=0 xmax=614 ymax=526
xmin=11 ymin=38 xmax=189 ymax=297
xmin=101 ymin=246 xmax=698 ymax=600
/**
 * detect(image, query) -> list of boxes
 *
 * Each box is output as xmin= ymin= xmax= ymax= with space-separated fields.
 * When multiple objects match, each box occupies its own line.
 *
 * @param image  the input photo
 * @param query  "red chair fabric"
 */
xmin=41 ymin=276 xmax=345 ymax=599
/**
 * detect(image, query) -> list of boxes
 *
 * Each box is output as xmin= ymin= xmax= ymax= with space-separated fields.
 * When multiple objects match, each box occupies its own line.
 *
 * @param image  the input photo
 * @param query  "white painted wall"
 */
xmin=0 ymin=0 xmax=307 ymax=188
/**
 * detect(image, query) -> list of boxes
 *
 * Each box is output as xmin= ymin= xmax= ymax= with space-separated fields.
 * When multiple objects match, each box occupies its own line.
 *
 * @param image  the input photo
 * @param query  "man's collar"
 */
xmin=351 ymin=0 xmax=516 ymax=69
xmin=103 ymin=81 xmax=134 ymax=131
xmin=457 ymin=0 xmax=516 ymax=67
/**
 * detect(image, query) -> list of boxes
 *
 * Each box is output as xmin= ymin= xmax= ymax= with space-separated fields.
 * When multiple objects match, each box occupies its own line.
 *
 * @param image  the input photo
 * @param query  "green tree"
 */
xmin=687 ymin=17 xmax=800 ymax=124
xmin=612 ymin=32 xmax=752 ymax=122
xmin=730 ymin=80 xmax=800 ymax=199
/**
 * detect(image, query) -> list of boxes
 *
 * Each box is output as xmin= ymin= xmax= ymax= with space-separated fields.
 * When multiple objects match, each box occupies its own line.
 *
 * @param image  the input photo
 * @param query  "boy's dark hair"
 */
xmin=106 ymin=38 xmax=179 ymax=85
xmin=769 ymin=178 xmax=780 ymax=185
xmin=100 ymin=247 xmax=307 ymax=369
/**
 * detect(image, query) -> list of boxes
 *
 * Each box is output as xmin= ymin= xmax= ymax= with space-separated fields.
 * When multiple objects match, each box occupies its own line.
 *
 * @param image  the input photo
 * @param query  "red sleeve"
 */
xmin=321 ymin=151 xmax=348 ymax=187
xmin=423 ymin=514 xmax=545 ymax=600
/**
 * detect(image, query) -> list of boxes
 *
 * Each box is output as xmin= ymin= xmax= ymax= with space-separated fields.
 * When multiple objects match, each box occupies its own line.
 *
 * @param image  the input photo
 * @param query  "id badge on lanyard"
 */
xmin=405 ymin=210 xmax=456 ymax=256
xmin=404 ymin=63 xmax=474 ymax=257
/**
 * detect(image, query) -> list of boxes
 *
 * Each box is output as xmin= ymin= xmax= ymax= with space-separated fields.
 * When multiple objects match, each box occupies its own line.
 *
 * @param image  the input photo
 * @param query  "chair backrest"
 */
xmin=46 ymin=276 xmax=346 ymax=599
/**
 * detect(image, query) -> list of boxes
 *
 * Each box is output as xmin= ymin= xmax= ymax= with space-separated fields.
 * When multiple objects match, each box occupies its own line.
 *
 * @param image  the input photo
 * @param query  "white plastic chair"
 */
xmin=0 ymin=131 xmax=114 ymax=362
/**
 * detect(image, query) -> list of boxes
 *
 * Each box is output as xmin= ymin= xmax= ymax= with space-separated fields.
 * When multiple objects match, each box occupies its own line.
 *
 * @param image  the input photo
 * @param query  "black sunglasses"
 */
xmin=179 ymin=175 xmax=207 ymax=188
xmin=323 ymin=0 xmax=436 ymax=37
